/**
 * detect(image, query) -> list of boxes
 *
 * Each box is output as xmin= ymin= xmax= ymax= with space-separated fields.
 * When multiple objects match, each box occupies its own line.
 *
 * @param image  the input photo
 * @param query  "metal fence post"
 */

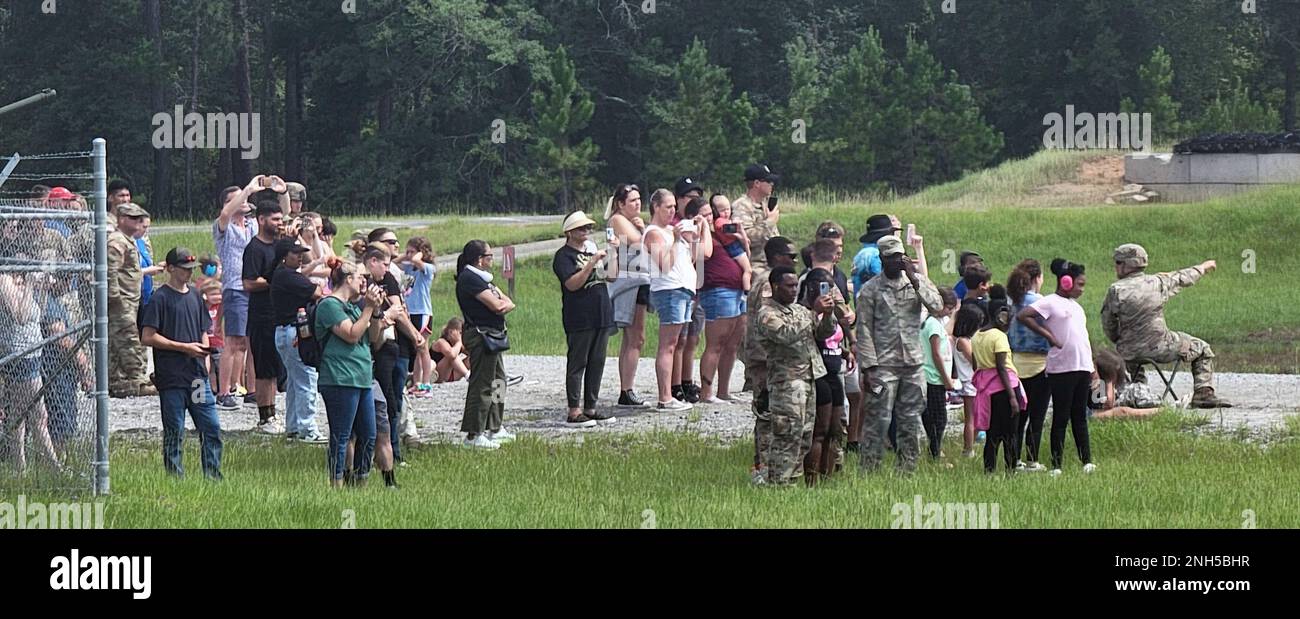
xmin=92 ymin=138 xmax=110 ymax=496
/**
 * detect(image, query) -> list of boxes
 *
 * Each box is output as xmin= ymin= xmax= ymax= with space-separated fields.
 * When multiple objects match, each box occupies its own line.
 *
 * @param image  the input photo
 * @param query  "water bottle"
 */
xmin=296 ymin=308 xmax=310 ymax=340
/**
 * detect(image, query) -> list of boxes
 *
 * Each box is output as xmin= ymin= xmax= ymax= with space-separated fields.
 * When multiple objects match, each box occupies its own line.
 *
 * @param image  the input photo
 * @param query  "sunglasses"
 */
xmin=382 ymin=239 xmax=399 ymax=246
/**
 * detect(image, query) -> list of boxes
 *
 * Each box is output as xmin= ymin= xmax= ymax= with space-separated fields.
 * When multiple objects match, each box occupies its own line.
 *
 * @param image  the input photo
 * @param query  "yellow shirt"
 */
xmin=972 ymin=328 xmax=1017 ymax=375
xmin=1012 ymin=351 xmax=1048 ymax=379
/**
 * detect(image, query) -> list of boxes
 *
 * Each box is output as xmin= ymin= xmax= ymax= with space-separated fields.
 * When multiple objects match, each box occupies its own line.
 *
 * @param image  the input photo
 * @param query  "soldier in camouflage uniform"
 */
xmin=731 ymin=164 xmax=781 ymax=282
xmin=107 ymin=203 xmax=155 ymax=398
xmin=755 ymin=266 xmax=837 ymax=486
xmin=1101 ymin=243 xmax=1230 ymax=408
xmin=855 ymin=235 xmax=943 ymax=474
xmin=744 ymin=237 xmax=798 ymax=482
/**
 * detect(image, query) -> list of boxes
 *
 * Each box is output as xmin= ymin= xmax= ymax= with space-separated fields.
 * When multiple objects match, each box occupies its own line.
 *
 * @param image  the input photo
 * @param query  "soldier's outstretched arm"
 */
xmin=1158 ymin=265 xmax=1205 ymax=301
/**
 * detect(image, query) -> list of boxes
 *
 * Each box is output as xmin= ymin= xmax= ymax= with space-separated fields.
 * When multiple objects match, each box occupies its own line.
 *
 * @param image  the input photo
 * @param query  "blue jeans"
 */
xmin=391 ymin=356 xmax=409 ymax=460
xmin=158 ymin=380 xmax=223 ymax=479
xmin=319 ymin=384 xmax=376 ymax=481
xmin=275 ymin=325 xmax=320 ymax=436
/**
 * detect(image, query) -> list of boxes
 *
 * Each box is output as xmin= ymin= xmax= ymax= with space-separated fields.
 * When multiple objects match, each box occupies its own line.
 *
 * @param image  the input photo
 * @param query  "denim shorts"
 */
xmin=222 ymin=289 xmax=250 ymax=338
xmin=698 ymin=287 xmax=746 ymax=321
xmin=650 ymin=288 xmax=694 ymax=325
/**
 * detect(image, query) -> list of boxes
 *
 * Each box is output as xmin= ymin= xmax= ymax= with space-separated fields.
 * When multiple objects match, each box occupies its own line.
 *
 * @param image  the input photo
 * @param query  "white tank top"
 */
xmin=645 ymin=224 xmax=697 ymax=293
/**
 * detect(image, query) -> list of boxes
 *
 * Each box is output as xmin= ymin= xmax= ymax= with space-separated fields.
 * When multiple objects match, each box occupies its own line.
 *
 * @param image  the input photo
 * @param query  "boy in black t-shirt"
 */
xmin=140 ymin=247 xmax=223 ymax=480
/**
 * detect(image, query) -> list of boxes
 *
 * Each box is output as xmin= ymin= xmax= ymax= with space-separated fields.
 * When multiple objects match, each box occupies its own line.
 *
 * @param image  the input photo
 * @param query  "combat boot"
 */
xmin=1190 ymin=387 xmax=1232 ymax=409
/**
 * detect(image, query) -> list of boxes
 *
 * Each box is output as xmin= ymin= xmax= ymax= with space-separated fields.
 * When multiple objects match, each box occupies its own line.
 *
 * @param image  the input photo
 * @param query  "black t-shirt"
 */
xmin=241 ymin=236 xmax=278 ymax=322
xmin=139 ymin=285 xmax=211 ymax=391
xmin=365 ymin=271 xmax=416 ymax=357
xmin=833 ymin=266 xmax=850 ymax=301
xmin=271 ymin=265 xmax=318 ymax=326
xmin=456 ymin=269 xmax=505 ymax=330
xmin=552 ymin=244 xmax=613 ymax=334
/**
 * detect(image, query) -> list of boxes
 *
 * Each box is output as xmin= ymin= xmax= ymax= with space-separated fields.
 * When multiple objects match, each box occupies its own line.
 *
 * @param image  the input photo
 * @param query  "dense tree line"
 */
xmin=0 ymin=0 xmax=1296 ymax=218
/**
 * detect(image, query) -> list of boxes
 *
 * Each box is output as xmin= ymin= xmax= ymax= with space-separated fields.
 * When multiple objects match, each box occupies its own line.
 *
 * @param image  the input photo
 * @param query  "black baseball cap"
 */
xmin=165 ymin=247 xmax=200 ymax=269
xmin=274 ymin=238 xmax=311 ymax=263
xmin=674 ymin=176 xmax=704 ymax=198
xmin=743 ymin=163 xmax=780 ymax=183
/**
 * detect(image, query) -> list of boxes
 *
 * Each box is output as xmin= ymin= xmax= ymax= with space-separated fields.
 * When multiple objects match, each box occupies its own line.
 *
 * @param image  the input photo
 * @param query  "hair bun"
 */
xmin=988 ymin=283 xmax=1008 ymax=300
xmin=1050 ymin=258 xmax=1069 ymax=277
xmin=326 ymin=256 xmax=344 ymax=270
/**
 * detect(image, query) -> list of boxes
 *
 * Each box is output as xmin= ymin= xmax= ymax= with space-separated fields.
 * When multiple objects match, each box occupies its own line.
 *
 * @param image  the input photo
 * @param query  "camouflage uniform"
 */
xmin=755 ymin=296 xmax=836 ymax=485
xmin=730 ymin=194 xmax=777 ymax=276
xmin=106 ymin=204 xmax=152 ymax=397
xmin=855 ymin=237 xmax=943 ymax=474
xmin=744 ymin=281 xmax=773 ymax=473
xmin=1102 ymin=243 xmax=1219 ymax=399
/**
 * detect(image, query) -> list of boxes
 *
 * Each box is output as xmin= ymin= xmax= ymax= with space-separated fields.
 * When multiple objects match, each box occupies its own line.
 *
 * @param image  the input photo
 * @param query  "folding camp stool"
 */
xmin=1126 ymin=358 xmax=1183 ymax=403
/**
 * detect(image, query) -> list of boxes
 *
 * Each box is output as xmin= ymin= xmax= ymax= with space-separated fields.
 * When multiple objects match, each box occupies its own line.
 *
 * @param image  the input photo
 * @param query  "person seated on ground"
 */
xmin=1089 ymin=349 xmax=1161 ymax=420
xmin=431 ymin=317 xmax=470 ymax=383
xmin=1101 ymin=243 xmax=1229 ymax=409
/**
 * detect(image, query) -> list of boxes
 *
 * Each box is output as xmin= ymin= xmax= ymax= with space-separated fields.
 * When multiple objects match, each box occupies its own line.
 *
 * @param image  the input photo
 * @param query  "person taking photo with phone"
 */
xmin=855 ymin=235 xmax=944 ymax=475
xmin=729 ymin=164 xmax=781 ymax=280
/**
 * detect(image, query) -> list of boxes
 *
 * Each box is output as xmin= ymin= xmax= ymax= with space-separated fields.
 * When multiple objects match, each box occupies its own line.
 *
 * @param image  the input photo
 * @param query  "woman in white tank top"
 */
xmin=643 ymin=189 xmax=711 ymax=410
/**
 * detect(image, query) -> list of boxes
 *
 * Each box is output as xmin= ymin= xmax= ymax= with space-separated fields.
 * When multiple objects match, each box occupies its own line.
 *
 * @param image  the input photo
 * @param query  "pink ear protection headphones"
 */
xmin=1059 ymin=261 xmax=1075 ymax=291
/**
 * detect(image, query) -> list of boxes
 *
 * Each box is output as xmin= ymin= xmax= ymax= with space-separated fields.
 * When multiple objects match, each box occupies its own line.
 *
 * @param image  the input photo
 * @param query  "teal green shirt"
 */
xmin=920 ymin=315 xmax=952 ymax=386
xmin=314 ymin=297 xmax=373 ymax=389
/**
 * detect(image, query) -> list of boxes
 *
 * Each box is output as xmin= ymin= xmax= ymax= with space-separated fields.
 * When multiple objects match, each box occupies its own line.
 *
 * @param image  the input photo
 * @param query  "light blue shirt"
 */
xmin=402 ymin=261 xmax=436 ymax=316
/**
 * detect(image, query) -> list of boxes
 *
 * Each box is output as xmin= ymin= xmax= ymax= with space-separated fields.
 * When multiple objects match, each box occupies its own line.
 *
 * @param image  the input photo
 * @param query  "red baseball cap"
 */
xmin=46 ymin=187 xmax=75 ymax=201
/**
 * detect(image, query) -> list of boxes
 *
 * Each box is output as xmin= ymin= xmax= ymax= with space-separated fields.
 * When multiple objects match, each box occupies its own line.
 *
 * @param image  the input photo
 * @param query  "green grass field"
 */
xmin=48 ymin=411 xmax=1300 ymax=528
xmin=428 ymin=179 xmax=1300 ymax=373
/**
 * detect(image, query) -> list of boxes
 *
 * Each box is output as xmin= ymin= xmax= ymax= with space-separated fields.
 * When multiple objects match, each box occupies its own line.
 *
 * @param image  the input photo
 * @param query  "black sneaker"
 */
xmin=683 ymin=383 xmax=701 ymax=404
xmin=507 ymin=374 xmax=524 ymax=387
xmin=243 ymin=392 xmax=258 ymax=407
xmin=672 ymin=385 xmax=686 ymax=402
xmin=617 ymin=389 xmax=649 ymax=408
xmin=216 ymin=394 xmax=241 ymax=411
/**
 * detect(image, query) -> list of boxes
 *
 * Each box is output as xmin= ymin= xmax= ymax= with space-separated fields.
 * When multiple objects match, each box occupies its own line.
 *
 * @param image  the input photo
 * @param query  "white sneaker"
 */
xmin=485 ymin=428 xmax=516 ymax=443
xmin=657 ymin=400 xmax=692 ymax=412
xmin=1015 ymin=462 xmax=1027 ymax=472
xmin=256 ymin=419 xmax=282 ymax=434
xmin=463 ymin=434 xmax=501 ymax=450
xmin=1083 ymin=463 xmax=1097 ymax=474
xmin=299 ymin=430 xmax=329 ymax=444
xmin=1025 ymin=462 xmax=1047 ymax=472
xmin=1049 ymin=468 xmax=1063 ymax=477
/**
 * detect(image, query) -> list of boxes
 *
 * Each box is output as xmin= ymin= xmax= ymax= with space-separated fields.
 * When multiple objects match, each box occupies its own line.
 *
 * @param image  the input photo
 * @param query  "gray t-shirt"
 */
xmin=213 ymin=216 xmax=259 ymax=291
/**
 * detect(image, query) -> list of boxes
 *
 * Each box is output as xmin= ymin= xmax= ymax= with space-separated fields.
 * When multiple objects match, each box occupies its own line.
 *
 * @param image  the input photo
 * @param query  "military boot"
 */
xmin=1190 ymin=387 xmax=1232 ymax=409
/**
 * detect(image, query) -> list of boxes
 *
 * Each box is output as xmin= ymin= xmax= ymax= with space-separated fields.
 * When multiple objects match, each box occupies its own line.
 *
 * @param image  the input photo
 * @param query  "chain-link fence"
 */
xmin=0 ymin=140 xmax=108 ymax=497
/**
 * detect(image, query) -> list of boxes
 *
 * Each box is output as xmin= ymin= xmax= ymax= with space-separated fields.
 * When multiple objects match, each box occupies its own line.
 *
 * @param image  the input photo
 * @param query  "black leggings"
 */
xmin=1016 ymin=371 xmax=1052 ymax=464
xmin=984 ymin=391 xmax=1018 ymax=473
xmin=1048 ymin=371 xmax=1092 ymax=469
xmin=923 ymin=383 xmax=948 ymax=458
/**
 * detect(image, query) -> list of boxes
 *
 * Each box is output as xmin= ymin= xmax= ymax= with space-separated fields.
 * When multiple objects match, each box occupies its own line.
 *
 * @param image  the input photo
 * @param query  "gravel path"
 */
xmin=106 ymin=356 xmax=1299 ymax=444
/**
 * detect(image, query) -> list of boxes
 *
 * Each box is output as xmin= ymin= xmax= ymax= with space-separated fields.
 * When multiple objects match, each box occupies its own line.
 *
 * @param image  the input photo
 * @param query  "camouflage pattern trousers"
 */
xmin=1130 ymin=332 xmax=1215 ymax=392
xmin=108 ymin=303 xmax=149 ymax=394
xmin=764 ymin=378 xmax=815 ymax=485
xmin=860 ymin=365 xmax=926 ymax=474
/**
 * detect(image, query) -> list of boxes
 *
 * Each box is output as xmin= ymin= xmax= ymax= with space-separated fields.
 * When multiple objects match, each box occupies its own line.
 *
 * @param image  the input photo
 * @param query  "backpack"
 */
xmin=297 ymin=297 xmax=338 ymax=369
